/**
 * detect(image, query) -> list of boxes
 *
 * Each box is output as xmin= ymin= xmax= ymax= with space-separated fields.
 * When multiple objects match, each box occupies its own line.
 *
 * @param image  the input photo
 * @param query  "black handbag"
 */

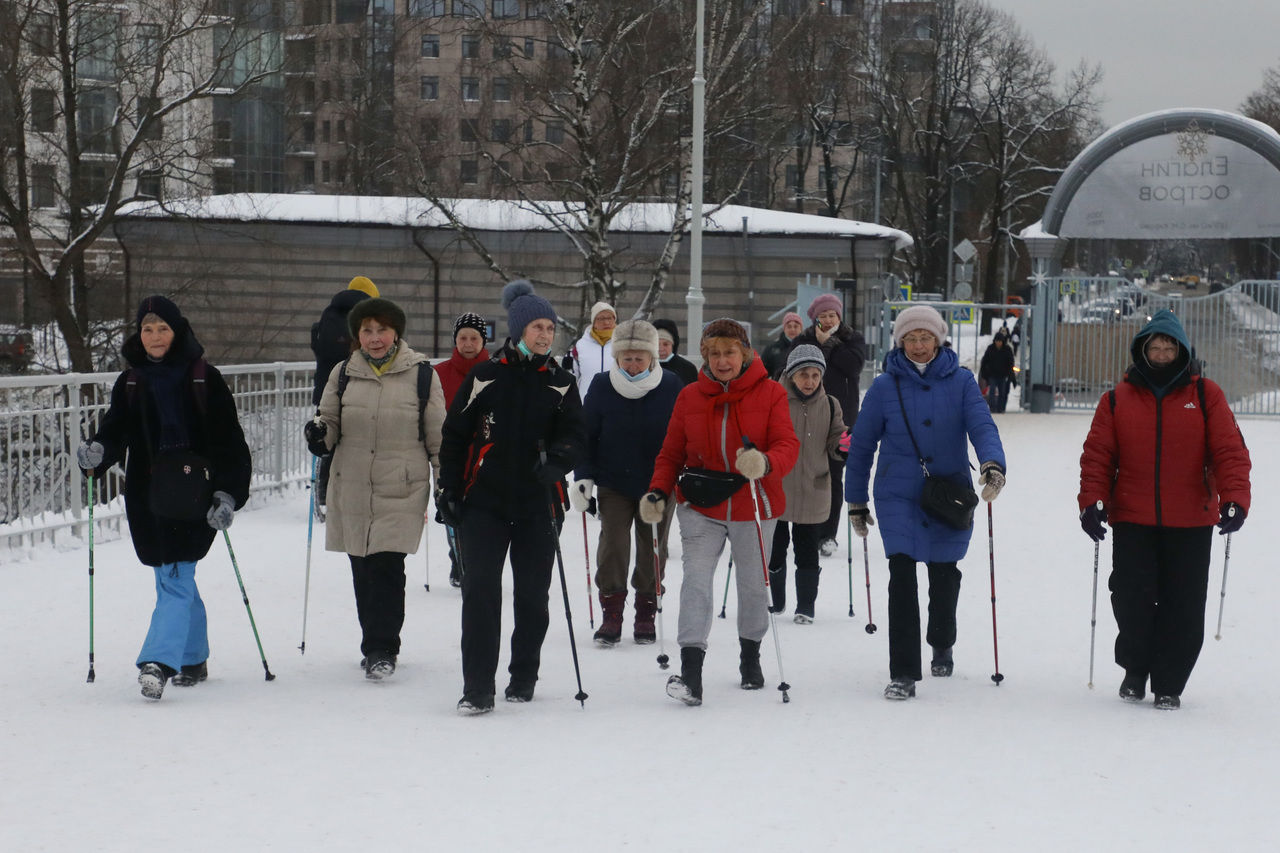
xmin=148 ymin=449 xmax=214 ymax=521
xmin=893 ymin=376 xmax=978 ymax=530
xmin=677 ymin=467 xmax=747 ymax=508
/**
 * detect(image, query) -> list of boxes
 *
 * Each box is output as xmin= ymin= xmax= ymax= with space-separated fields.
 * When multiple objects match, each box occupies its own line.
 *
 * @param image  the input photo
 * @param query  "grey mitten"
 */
xmin=207 ymin=490 xmax=236 ymax=530
xmin=77 ymin=441 xmax=105 ymax=472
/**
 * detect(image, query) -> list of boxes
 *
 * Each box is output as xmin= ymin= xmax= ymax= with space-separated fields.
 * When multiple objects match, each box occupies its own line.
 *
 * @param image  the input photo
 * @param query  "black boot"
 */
xmin=666 ymin=647 xmax=705 ymax=705
xmin=172 ymin=661 xmax=208 ymax=687
xmin=1119 ymin=671 xmax=1147 ymax=702
xmin=739 ymin=637 xmax=764 ymax=689
xmin=930 ymin=646 xmax=953 ymax=677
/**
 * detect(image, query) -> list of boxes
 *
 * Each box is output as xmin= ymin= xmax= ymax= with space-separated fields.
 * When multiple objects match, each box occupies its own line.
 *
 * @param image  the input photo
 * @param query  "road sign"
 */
xmin=953 ymin=239 xmax=977 ymax=262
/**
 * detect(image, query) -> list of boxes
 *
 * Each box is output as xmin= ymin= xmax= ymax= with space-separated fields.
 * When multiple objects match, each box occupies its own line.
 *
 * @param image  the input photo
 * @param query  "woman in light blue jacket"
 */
xmin=845 ymin=306 xmax=1006 ymax=701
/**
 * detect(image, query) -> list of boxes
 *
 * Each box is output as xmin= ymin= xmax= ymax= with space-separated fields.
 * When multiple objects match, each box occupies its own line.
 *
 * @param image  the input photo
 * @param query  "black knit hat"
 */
xmin=135 ymin=294 xmax=184 ymax=332
xmin=653 ymin=318 xmax=680 ymax=352
xmin=454 ymin=312 xmax=488 ymax=343
xmin=348 ymin=297 xmax=407 ymax=339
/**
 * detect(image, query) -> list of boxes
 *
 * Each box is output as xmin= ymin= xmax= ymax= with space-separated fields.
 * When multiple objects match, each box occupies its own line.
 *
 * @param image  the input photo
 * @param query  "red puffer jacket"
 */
xmin=650 ymin=355 xmax=799 ymax=521
xmin=434 ymin=347 xmax=489 ymax=407
xmin=1078 ymin=374 xmax=1251 ymax=527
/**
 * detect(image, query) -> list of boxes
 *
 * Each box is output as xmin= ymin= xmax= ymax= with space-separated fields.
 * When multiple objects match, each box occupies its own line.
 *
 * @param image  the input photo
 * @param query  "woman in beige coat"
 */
xmin=769 ymin=345 xmax=845 ymax=622
xmin=304 ymin=297 xmax=445 ymax=680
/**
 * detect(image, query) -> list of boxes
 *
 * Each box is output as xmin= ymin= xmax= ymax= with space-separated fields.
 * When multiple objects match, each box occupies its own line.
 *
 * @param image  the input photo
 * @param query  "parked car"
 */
xmin=0 ymin=329 xmax=34 ymax=373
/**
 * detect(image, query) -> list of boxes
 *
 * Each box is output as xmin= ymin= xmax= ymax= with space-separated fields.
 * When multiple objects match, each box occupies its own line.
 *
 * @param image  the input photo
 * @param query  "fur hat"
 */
xmin=347 ymin=276 xmax=380 ymax=298
xmin=502 ymin=279 xmax=557 ymax=338
xmin=347 ymin=297 xmax=407 ymax=339
xmin=135 ymin=294 xmax=184 ymax=332
xmin=589 ymin=301 xmax=616 ymax=324
xmin=785 ymin=343 xmax=826 ymax=377
xmin=454 ymin=312 xmax=488 ymax=343
xmin=611 ymin=319 xmax=660 ymax=361
xmin=893 ymin=305 xmax=948 ymax=348
xmin=807 ymin=293 xmax=843 ymax=321
xmin=652 ymin=318 xmax=680 ymax=351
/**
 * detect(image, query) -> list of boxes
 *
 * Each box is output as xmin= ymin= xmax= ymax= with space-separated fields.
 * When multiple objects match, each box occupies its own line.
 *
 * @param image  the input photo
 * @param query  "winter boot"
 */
xmin=930 ymin=646 xmax=954 ymax=677
xmin=593 ymin=592 xmax=626 ymax=647
xmin=448 ymin=553 xmax=463 ymax=588
xmin=138 ymin=662 xmax=170 ymax=700
xmin=633 ymin=593 xmax=658 ymax=644
xmin=172 ymin=661 xmax=208 ymax=687
xmin=666 ymin=647 xmax=705 ymax=706
xmin=1119 ymin=671 xmax=1147 ymax=702
xmin=1153 ymin=694 xmax=1180 ymax=711
xmin=883 ymin=677 xmax=917 ymax=700
xmin=364 ymin=651 xmax=396 ymax=681
xmin=457 ymin=692 xmax=495 ymax=715
xmin=739 ymin=638 xmax=764 ymax=690
xmin=504 ymin=680 xmax=535 ymax=703
xmin=768 ymin=564 xmax=787 ymax=613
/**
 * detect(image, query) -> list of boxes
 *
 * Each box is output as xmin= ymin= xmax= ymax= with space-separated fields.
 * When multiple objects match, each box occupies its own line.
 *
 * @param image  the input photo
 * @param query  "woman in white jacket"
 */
xmin=565 ymin=301 xmax=616 ymax=402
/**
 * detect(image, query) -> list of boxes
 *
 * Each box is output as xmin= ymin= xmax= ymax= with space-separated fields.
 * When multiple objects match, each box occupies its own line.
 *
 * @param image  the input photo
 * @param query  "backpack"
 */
xmin=328 ymin=356 xmax=436 ymax=446
xmin=125 ymin=359 xmax=208 ymax=416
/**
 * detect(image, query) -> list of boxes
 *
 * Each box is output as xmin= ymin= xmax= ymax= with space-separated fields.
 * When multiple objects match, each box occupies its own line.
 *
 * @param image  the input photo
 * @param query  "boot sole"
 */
xmin=665 ymin=676 xmax=702 ymax=706
xmin=633 ymin=636 xmax=655 ymax=645
xmin=930 ymin=664 xmax=953 ymax=677
xmin=138 ymin=670 xmax=165 ymax=700
xmin=593 ymin=636 xmax=621 ymax=648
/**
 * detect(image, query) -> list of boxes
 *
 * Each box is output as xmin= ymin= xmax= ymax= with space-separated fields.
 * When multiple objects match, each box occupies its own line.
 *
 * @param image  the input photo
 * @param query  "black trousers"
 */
xmin=1110 ymin=523 xmax=1213 ymax=697
xmin=768 ymin=522 xmax=822 ymax=615
xmin=818 ymin=458 xmax=845 ymax=542
xmin=458 ymin=505 xmax=556 ymax=696
xmin=887 ymin=554 xmax=962 ymax=681
xmin=349 ymin=551 xmax=407 ymax=657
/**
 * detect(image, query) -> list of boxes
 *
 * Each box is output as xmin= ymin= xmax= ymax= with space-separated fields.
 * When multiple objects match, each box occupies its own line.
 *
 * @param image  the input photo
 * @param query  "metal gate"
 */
xmin=1049 ymin=277 xmax=1280 ymax=414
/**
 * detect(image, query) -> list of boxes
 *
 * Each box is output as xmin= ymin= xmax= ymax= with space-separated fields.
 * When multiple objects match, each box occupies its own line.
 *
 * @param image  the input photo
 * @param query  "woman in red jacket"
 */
xmin=640 ymin=318 xmax=799 ymax=705
xmin=1078 ymin=309 xmax=1250 ymax=710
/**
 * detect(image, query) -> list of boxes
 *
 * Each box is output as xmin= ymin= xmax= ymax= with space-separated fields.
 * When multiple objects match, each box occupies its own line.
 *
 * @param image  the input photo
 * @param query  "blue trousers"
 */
xmin=136 ymin=561 xmax=208 ymax=673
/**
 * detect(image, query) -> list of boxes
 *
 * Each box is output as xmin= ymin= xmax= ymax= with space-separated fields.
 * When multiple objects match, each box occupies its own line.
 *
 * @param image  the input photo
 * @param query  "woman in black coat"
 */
xmin=78 ymin=296 xmax=252 ymax=701
xmin=978 ymin=331 xmax=1016 ymax=413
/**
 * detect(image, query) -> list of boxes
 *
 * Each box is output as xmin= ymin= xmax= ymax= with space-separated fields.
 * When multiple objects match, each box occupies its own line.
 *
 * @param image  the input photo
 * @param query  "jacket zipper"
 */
xmin=1153 ymin=396 xmax=1164 ymax=527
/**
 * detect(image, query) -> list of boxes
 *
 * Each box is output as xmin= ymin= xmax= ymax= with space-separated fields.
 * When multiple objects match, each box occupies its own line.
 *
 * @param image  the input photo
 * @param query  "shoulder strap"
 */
xmin=827 ymin=395 xmax=835 ymax=421
xmin=417 ymin=362 xmax=434 ymax=444
xmin=125 ymin=362 xmax=207 ymax=416
xmin=1108 ymin=388 xmax=1116 ymax=413
xmin=892 ymin=375 xmax=930 ymax=477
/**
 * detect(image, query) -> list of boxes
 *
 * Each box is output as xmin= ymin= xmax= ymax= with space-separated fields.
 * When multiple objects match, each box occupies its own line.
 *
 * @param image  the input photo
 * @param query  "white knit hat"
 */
xmin=893 ymin=305 xmax=948 ymax=348
xmin=589 ymin=301 xmax=616 ymax=323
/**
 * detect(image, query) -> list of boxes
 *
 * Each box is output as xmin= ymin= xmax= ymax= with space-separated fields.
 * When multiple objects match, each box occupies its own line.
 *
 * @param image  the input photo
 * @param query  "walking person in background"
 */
xmin=78 ymin=296 xmax=252 ymax=700
xmin=438 ymin=281 xmax=585 ymax=715
xmin=979 ymin=330 xmax=1016 ymax=413
xmin=761 ymin=311 xmax=804 ymax=379
xmin=1078 ymin=309 xmax=1250 ymax=710
xmin=768 ymin=345 xmax=846 ymax=622
xmin=309 ymin=276 xmax=378 ymax=520
xmin=571 ymin=319 xmax=682 ymax=646
xmin=305 ymin=297 xmax=446 ymax=681
xmin=846 ymin=305 xmax=1005 ymax=701
xmin=565 ymin=301 xmax=616 ymax=401
xmin=653 ymin=318 xmax=698 ymax=386
xmin=433 ymin=312 xmax=492 ymax=587
xmin=641 ymin=318 xmax=799 ymax=706
xmin=794 ymin=293 xmax=866 ymax=557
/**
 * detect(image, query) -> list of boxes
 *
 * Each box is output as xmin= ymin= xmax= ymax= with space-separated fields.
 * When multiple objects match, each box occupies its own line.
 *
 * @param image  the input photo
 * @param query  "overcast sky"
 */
xmin=986 ymin=1 xmax=1280 ymax=128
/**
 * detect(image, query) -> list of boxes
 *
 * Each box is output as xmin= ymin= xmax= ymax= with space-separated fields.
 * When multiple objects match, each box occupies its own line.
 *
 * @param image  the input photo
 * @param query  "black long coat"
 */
xmin=794 ymin=321 xmax=867 ymax=423
xmin=92 ymin=330 xmax=252 ymax=567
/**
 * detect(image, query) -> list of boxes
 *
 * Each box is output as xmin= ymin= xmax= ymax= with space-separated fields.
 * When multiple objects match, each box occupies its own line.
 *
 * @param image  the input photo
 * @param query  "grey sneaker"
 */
xmin=138 ymin=663 xmax=167 ymax=700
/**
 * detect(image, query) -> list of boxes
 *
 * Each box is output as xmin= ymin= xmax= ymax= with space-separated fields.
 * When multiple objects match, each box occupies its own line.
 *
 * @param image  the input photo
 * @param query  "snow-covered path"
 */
xmin=3 ymin=412 xmax=1275 ymax=851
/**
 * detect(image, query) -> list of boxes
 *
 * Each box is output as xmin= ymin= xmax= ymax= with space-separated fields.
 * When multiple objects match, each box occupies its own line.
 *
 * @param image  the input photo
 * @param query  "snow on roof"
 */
xmin=118 ymin=193 xmax=913 ymax=249
xmin=1018 ymin=220 xmax=1058 ymax=240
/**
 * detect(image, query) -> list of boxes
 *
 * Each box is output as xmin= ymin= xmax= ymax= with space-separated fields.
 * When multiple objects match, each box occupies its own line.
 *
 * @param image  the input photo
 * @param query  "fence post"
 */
xmin=274 ymin=362 xmax=286 ymax=488
xmin=69 ymin=376 xmax=85 ymax=537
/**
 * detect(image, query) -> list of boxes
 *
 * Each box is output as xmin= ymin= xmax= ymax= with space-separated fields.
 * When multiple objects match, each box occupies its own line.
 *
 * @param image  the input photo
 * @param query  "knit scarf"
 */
xmin=362 ymin=341 xmax=399 ymax=374
xmin=591 ymin=327 xmax=613 ymax=346
xmin=702 ymin=375 xmax=752 ymax=469
xmin=608 ymin=364 xmax=663 ymax=399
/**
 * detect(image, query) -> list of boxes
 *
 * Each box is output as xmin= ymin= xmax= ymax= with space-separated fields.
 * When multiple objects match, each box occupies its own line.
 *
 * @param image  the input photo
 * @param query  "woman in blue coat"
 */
xmin=845 ymin=306 xmax=1006 ymax=700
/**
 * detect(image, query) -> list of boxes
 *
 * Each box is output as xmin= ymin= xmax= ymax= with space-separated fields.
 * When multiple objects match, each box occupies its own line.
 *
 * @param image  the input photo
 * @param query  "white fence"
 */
xmin=0 ymin=362 xmax=315 ymax=554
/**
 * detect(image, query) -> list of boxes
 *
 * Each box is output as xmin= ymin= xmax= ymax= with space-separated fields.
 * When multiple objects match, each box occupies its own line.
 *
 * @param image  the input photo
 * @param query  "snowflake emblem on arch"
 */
xmin=1176 ymin=119 xmax=1212 ymax=161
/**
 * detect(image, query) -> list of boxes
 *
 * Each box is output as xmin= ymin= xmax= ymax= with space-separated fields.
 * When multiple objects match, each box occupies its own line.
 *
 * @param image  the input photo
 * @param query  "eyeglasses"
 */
xmin=901 ymin=333 xmax=936 ymax=346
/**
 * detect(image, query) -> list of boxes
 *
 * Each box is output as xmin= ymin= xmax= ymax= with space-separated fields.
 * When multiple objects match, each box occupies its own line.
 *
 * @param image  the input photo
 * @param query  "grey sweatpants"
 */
xmin=675 ymin=504 xmax=776 ymax=650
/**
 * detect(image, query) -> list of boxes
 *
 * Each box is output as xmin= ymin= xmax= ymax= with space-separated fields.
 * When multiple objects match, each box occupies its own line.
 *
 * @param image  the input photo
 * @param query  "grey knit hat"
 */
xmin=785 ymin=343 xmax=827 ymax=377
xmin=611 ymin=319 xmax=659 ymax=361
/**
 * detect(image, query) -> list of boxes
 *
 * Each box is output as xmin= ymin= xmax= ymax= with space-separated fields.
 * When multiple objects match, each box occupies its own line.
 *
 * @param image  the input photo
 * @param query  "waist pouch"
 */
xmin=149 ymin=449 xmax=214 ymax=522
xmin=677 ymin=467 xmax=747 ymax=508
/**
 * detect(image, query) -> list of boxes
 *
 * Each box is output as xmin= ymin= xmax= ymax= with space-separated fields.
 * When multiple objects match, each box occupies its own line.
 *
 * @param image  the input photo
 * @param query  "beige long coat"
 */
xmin=779 ymin=383 xmax=846 ymax=524
xmin=317 ymin=342 xmax=445 ymax=557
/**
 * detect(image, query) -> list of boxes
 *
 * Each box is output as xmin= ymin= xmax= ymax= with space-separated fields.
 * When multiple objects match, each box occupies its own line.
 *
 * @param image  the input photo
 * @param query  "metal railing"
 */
xmin=0 ymin=362 xmax=315 ymax=555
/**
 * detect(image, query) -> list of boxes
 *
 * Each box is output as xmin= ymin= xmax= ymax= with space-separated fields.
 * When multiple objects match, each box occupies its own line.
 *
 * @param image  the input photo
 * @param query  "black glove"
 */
xmin=1218 ymin=502 xmax=1245 ymax=535
xmin=535 ymin=460 xmax=569 ymax=488
xmin=1080 ymin=502 xmax=1108 ymax=542
xmin=436 ymin=489 xmax=462 ymax=527
xmin=304 ymin=419 xmax=328 ymax=457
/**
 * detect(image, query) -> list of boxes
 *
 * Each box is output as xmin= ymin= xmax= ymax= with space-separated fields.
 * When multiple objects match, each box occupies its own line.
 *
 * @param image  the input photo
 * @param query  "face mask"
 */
xmin=517 ymin=339 xmax=534 ymax=358
xmin=625 ymin=367 xmax=652 ymax=382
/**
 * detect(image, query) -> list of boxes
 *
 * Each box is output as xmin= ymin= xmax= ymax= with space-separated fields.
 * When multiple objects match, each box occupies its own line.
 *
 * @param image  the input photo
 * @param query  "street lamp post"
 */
xmin=686 ymin=0 xmax=706 ymax=353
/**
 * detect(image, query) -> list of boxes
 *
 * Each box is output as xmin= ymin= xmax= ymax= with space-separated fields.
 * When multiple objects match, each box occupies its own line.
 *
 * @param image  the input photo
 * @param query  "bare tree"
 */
xmin=0 ymin=0 xmax=280 ymax=372
xmin=1241 ymin=61 xmax=1280 ymax=134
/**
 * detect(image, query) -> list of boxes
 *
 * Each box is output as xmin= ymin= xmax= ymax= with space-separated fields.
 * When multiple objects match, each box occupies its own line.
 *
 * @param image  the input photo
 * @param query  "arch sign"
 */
xmin=1040 ymin=109 xmax=1280 ymax=239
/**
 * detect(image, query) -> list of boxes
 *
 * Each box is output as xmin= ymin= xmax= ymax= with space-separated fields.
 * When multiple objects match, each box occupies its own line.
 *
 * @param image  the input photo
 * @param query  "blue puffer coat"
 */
xmin=845 ymin=346 xmax=1005 ymax=562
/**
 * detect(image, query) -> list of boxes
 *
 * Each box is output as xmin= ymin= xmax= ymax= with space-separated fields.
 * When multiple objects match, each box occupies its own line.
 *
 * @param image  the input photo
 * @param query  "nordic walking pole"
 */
xmin=743 ymin=437 xmax=790 ymax=703
xmin=581 ymin=512 xmax=595 ymax=629
xmin=847 ymin=514 xmax=855 ymax=618
xmin=223 ymin=530 xmax=276 ymax=681
xmin=1088 ymin=537 xmax=1099 ymax=688
xmin=1214 ymin=532 xmax=1233 ymax=641
xmin=539 ymin=442 xmax=587 ymax=707
xmin=718 ymin=556 xmax=733 ymax=618
xmin=987 ymin=502 xmax=1003 ymax=684
xmin=862 ymin=536 xmax=877 ymax=634
xmin=651 ymin=521 xmax=669 ymax=670
xmin=300 ymin=456 xmax=317 ymax=654
xmin=86 ymin=471 xmax=96 ymax=683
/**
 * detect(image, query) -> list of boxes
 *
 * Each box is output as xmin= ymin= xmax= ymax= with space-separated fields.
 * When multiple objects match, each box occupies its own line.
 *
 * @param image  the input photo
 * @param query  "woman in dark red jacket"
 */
xmin=640 ymin=318 xmax=799 ymax=706
xmin=1078 ymin=309 xmax=1250 ymax=710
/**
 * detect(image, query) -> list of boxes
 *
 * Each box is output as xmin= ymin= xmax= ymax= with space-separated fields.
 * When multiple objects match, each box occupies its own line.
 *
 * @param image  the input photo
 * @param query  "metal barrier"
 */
xmin=876 ymin=300 xmax=1031 ymax=382
xmin=0 ymin=362 xmax=314 ymax=554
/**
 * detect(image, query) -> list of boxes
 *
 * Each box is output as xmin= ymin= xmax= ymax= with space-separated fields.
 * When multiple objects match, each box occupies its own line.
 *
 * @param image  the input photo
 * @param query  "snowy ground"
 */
xmin=3 ymin=411 xmax=1275 ymax=852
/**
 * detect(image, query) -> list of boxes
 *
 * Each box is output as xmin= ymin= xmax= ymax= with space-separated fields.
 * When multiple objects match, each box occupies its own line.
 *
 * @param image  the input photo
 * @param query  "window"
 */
xmin=523 ymin=37 xmax=534 ymax=58
xmin=136 ymin=169 xmax=163 ymax=200
xmin=526 ymin=1 xmax=545 ymax=19
xmin=31 ymin=13 xmax=55 ymax=57
xmin=460 ymin=159 xmax=478 ymax=184
xmin=77 ymin=10 xmax=120 ymax=81
xmin=338 ymin=40 xmax=348 ymax=61
xmin=214 ymin=167 xmax=234 ymax=194
xmin=83 ymin=162 xmax=113 ymax=199
xmin=409 ymin=0 xmax=446 ymax=16
xmin=453 ymin=0 xmax=483 ymax=16
xmin=336 ymin=79 xmax=345 ymax=100
xmin=460 ymin=77 xmax=479 ymax=101
xmin=303 ymin=160 xmax=316 ymax=186
xmin=302 ymin=121 xmax=316 ymax=145
xmin=213 ymin=97 xmax=232 ymax=157
xmin=137 ymin=96 xmax=162 ymax=141
xmin=322 ymin=120 xmax=331 ymax=143
xmin=421 ymin=34 xmax=440 ymax=58
xmin=522 ymin=119 xmax=533 ymax=142
xmin=491 ymin=118 xmax=511 ymax=143
xmin=337 ymin=119 xmax=346 ymax=142
xmin=320 ymin=80 xmax=331 ymax=101
xmin=492 ymin=77 xmax=511 ymax=102
xmin=137 ymin=23 xmax=160 ymax=65
xmin=786 ymin=164 xmax=802 ymax=193
xmin=322 ymin=161 xmax=331 ymax=183
xmin=31 ymin=165 xmax=56 ymax=208
xmin=78 ymin=88 xmax=117 ymax=155
xmin=494 ymin=160 xmax=512 ymax=186
xmin=493 ymin=38 xmax=512 ymax=59
xmin=31 ymin=89 xmax=56 ymax=133
xmin=461 ymin=35 xmax=480 ymax=59
xmin=460 ymin=119 xmax=479 ymax=142
xmin=319 ymin=41 xmax=331 ymax=63
xmin=492 ymin=0 xmax=519 ymax=19
xmin=545 ymin=120 xmax=564 ymax=144
xmin=420 ymin=76 xmax=439 ymax=100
